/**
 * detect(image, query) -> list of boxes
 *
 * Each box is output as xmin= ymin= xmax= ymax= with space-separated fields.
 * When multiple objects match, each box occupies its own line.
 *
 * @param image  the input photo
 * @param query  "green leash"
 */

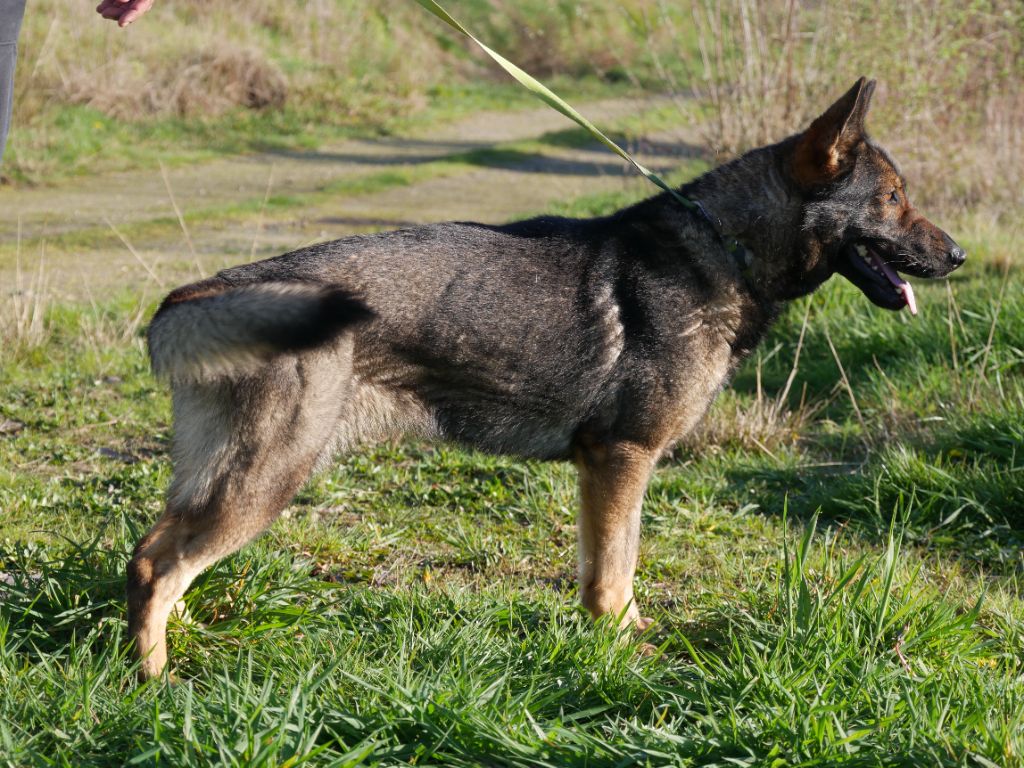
xmin=412 ymin=0 xmax=753 ymax=278
xmin=410 ymin=0 xmax=697 ymax=213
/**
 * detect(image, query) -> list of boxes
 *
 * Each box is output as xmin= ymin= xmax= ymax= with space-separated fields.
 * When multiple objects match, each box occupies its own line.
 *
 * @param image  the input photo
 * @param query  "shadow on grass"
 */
xmin=716 ymin=441 xmax=1024 ymax=574
xmin=260 ymin=129 xmax=706 ymax=183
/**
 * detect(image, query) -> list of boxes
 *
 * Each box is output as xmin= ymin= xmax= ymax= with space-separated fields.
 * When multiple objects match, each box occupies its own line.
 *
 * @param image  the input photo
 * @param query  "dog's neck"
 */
xmin=684 ymin=140 xmax=808 ymax=300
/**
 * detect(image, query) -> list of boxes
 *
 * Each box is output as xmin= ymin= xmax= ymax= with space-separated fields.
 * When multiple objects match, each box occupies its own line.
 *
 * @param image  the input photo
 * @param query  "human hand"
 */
xmin=96 ymin=0 xmax=155 ymax=27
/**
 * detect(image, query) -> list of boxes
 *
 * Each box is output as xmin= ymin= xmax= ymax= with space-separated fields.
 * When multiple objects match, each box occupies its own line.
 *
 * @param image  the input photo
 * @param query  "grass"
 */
xmin=3 ymin=80 xmax=601 ymax=186
xmin=2 ymin=523 xmax=1019 ymax=766
xmin=0 ymin=123 xmax=616 ymax=262
xmin=2 ymin=2 xmax=1023 ymax=763
xmin=1 ymin=181 xmax=1022 ymax=764
xmin=670 ymin=0 xmax=1023 ymax=216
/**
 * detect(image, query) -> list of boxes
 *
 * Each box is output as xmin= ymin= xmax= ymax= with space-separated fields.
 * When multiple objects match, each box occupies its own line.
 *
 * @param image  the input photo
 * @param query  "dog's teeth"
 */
xmin=855 ymin=244 xmax=868 ymax=258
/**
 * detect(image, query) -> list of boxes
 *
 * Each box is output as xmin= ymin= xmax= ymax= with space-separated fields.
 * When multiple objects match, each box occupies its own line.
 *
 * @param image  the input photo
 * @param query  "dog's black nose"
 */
xmin=943 ymin=234 xmax=966 ymax=268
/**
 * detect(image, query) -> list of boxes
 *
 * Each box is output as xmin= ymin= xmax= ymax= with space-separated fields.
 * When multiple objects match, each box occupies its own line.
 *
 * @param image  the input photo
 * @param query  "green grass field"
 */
xmin=1 ymin=184 xmax=1021 ymax=764
xmin=2 ymin=1 xmax=1023 ymax=764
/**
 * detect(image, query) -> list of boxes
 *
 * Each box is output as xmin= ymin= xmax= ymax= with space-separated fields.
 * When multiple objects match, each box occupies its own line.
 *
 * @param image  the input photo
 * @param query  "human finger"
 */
xmin=119 ymin=0 xmax=155 ymax=27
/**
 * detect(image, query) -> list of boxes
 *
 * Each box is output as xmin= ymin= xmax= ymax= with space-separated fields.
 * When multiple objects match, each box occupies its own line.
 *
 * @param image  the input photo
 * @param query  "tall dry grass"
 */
xmin=1 ymin=234 xmax=50 ymax=351
xmin=14 ymin=1 xmax=446 ymax=122
xmin=665 ymin=0 xmax=1023 ymax=218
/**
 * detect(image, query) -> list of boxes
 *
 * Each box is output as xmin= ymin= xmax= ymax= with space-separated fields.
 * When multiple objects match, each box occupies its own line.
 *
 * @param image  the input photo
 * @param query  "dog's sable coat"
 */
xmin=129 ymin=78 xmax=964 ymax=680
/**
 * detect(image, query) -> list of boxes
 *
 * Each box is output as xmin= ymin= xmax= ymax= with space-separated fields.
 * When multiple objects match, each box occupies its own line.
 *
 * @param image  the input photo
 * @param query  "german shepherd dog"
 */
xmin=129 ymin=78 xmax=965 ymax=679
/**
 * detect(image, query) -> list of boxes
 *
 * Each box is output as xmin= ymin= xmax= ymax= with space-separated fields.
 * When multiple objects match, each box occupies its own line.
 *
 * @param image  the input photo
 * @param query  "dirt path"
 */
xmin=0 ymin=96 xmax=701 ymax=299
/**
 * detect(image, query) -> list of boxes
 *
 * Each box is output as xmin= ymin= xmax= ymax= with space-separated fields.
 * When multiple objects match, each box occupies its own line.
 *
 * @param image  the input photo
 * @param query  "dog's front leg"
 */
xmin=575 ymin=439 xmax=657 ymax=630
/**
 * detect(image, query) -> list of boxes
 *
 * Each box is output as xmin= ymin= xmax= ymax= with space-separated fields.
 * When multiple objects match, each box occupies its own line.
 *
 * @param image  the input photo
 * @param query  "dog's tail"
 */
xmin=147 ymin=278 xmax=373 ymax=383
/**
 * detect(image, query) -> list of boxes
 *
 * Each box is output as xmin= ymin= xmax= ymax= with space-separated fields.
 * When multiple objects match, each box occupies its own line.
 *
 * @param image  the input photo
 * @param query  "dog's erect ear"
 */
xmin=793 ymin=77 xmax=876 ymax=185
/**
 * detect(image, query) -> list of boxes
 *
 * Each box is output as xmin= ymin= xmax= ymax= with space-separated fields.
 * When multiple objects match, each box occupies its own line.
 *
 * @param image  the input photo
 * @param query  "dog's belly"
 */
xmin=344 ymin=341 xmax=592 ymax=460
xmin=428 ymin=390 xmax=578 ymax=460
xmin=346 ymin=300 xmax=613 ymax=458
xmin=356 ymin=376 xmax=581 ymax=461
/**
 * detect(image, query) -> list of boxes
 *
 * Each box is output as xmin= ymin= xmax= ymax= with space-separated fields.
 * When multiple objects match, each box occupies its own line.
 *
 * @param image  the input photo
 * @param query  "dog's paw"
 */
xmin=634 ymin=616 xmax=655 ymax=633
xmin=632 ymin=617 xmax=657 ymax=657
xmin=636 ymin=641 xmax=659 ymax=657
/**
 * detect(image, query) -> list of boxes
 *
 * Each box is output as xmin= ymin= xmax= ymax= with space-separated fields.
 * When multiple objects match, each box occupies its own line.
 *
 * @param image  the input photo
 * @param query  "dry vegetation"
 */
xmin=664 ymin=0 xmax=1024 ymax=217
xmin=15 ymin=2 xmax=443 ymax=121
xmin=11 ymin=0 xmax=672 ymax=124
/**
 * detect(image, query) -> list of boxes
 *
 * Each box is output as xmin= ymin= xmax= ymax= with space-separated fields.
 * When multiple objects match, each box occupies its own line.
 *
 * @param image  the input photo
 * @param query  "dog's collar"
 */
xmin=691 ymin=198 xmax=755 ymax=278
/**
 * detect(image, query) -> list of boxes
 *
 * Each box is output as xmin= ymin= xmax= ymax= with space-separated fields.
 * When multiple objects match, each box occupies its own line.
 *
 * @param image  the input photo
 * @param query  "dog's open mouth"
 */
xmin=836 ymin=242 xmax=917 ymax=315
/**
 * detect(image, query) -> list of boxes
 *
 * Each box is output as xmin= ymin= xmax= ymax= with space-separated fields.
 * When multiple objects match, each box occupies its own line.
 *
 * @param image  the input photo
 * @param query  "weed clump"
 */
xmin=59 ymin=45 xmax=287 ymax=120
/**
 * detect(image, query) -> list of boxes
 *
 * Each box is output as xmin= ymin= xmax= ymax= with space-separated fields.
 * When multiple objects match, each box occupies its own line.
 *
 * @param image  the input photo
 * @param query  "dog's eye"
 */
xmin=888 ymin=189 xmax=900 ymax=205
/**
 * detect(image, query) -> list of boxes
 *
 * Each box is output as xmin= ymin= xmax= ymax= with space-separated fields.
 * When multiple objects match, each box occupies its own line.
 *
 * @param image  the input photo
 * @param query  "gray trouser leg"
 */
xmin=0 ymin=0 xmax=28 ymax=168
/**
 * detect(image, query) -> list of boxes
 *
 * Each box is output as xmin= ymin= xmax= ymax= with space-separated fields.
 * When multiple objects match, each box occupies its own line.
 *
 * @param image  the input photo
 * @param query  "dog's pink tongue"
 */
xmin=899 ymin=281 xmax=917 ymax=316
xmin=871 ymin=253 xmax=918 ymax=316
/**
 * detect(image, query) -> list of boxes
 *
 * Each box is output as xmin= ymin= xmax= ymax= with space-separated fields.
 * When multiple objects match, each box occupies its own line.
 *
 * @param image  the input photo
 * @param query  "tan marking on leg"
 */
xmin=127 ymin=513 xmax=194 ymax=681
xmin=575 ymin=440 xmax=657 ymax=629
xmin=127 ymin=458 xmax=316 ymax=681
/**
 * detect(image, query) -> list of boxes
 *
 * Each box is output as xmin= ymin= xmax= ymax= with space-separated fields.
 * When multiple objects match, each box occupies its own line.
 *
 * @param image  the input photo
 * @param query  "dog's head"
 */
xmin=788 ymin=77 xmax=964 ymax=314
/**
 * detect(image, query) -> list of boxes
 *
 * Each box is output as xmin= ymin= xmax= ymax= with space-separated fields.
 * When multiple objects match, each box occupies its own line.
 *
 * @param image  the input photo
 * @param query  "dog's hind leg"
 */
xmin=574 ymin=439 xmax=657 ymax=630
xmin=127 ymin=356 xmax=347 ymax=681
